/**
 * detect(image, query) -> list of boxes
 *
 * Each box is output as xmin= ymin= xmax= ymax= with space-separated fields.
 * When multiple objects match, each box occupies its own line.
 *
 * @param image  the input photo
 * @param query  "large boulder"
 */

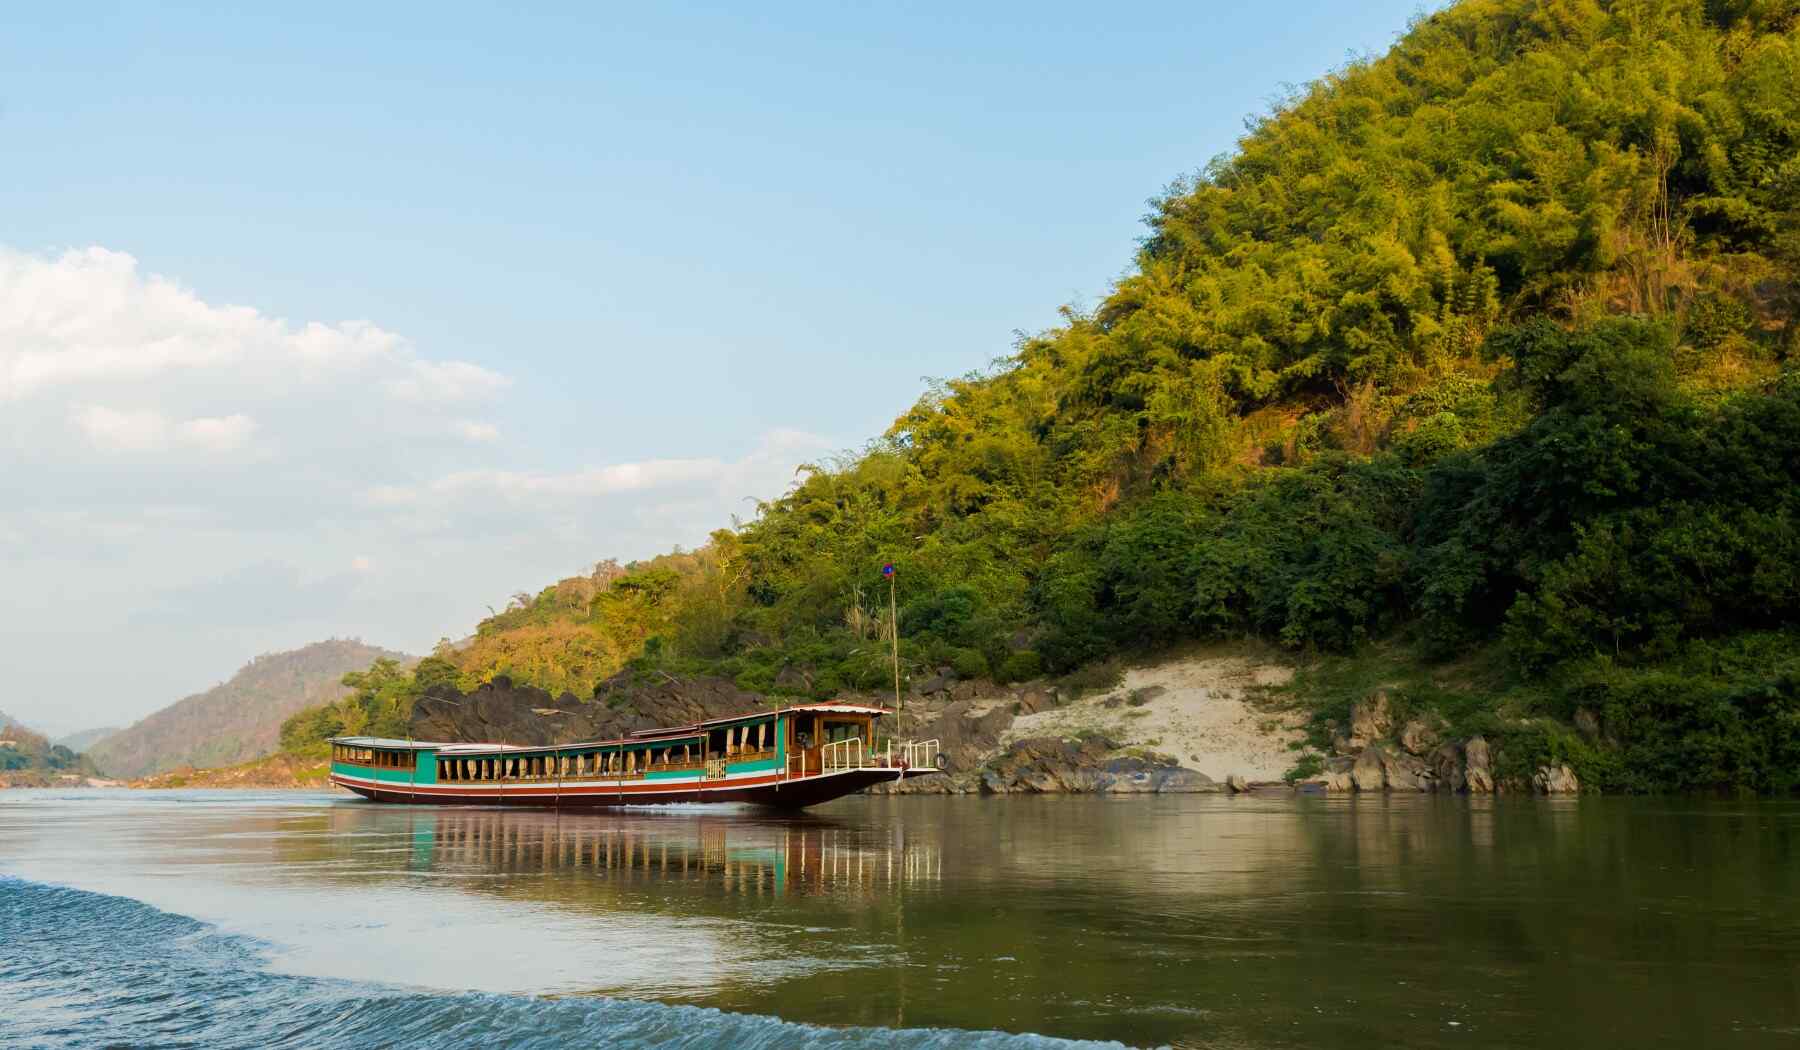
xmin=979 ymin=736 xmax=1108 ymax=793
xmin=913 ymin=699 xmax=1014 ymax=771
xmin=1351 ymin=747 xmax=1387 ymax=792
xmin=1399 ymin=719 xmax=1439 ymax=756
xmin=1312 ymin=768 xmax=1355 ymax=792
xmin=978 ymin=736 xmax=1216 ymax=794
xmin=1097 ymin=754 xmax=1218 ymax=794
xmin=1534 ymin=763 xmax=1581 ymax=794
xmin=1131 ymin=685 xmax=1168 ymax=705
xmin=1013 ymin=684 xmax=1059 ymax=715
xmin=1464 ymin=736 xmax=1495 ymax=794
xmin=1378 ymin=747 xmax=1433 ymax=791
xmin=1301 ymin=755 xmax=1356 ymax=792
xmin=1349 ymin=690 xmax=1393 ymax=748
xmin=912 ymin=669 xmax=954 ymax=697
xmin=1429 ymin=742 xmax=1467 ymax=793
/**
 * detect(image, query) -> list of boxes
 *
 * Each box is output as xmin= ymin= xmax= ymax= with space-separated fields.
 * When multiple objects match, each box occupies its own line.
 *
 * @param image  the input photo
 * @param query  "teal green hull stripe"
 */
xmin=331 ymin=762 xmax=426 ymax=785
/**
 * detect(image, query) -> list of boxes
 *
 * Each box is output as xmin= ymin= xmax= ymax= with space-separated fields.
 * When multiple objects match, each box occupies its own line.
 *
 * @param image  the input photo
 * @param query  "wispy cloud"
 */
xmin=368 ymin=428 xmax=828 ymax=511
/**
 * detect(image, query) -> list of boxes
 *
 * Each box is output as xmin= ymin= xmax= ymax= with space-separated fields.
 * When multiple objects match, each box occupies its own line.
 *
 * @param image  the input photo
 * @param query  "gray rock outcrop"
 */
xmin=1533 ymin=763 xmax=1580 ymax=794
xmin=1464 ymin=735 xmax=1495 ymax=794
xmin=879 ymin=698 xmax=1017 ymax=794
xmin=977 ymin=735 xmax=1218 ymax=795
xmin=1348 ymin=690 xmax=1392 ymax=748
xmin=1351 ymin=747 xmax=1387 ymax=791
xmin=1399 ymin=719 xmax=1439 ymax=756
xmin=1378 ymin=746 xmax=1433 ymax=791
xmin=1429 ymin=742 xmax=1467 ymax=793
xmin=1014 ymin=685 xmax=1058 ymax=715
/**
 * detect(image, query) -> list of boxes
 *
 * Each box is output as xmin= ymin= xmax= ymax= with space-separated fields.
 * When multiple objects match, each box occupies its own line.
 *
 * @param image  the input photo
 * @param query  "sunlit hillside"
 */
xmin=298 ymin=0 xmax=1799 ymax=792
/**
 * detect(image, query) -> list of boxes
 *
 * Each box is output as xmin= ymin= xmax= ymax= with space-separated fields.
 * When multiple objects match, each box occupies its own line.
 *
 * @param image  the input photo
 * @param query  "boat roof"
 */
xmin=330 ymin=703 xmax=892 ymax=756
xmin=330 ymin=736 xmax=525 ymax=754
xmin=632 ymin=702 xmax=892 ymax=737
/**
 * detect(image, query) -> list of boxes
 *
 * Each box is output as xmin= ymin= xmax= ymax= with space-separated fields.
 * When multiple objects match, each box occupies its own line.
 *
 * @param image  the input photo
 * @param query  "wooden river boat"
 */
xmin=328 ymin=703 xmax=942 ymax=808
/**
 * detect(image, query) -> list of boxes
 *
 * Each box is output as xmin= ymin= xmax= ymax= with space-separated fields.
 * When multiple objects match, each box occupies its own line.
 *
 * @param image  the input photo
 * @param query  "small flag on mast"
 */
xmin=882 ymin=563 xmax=895 ymax=578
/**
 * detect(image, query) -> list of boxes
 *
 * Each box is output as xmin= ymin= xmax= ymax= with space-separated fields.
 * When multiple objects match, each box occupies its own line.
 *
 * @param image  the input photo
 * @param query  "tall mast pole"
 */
xmin=886 ymin=563 xmax=901 ymax=714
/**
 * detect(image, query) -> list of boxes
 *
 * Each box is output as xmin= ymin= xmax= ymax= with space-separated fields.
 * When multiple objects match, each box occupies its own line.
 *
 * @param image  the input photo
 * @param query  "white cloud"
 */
xmin=0 ymin=246 xmax=502 ymax=410
xmin=453 ymin=420 xmax=501 ymax=443
xmin=0 ymin=248 xmax=428 ymax=401
xmin=68 ymin=405 xmax=168 ymax=452
xmin=388 ymin=360 xmax=510 ymax=403
xmin=69 ymin=405 xmax=257 ymax=453
xmin=178 ymin=413 xmax=257 ymax=451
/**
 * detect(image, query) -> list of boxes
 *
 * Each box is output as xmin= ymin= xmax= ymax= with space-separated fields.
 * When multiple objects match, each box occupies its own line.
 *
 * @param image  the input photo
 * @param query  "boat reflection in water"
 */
xmin=410 ymin=806 xmax=943 ymax=898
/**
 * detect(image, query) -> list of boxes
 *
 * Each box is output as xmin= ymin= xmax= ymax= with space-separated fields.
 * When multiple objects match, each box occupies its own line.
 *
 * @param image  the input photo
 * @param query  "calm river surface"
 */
xmin=3 ymin=790 xmax=1798 ymax=1048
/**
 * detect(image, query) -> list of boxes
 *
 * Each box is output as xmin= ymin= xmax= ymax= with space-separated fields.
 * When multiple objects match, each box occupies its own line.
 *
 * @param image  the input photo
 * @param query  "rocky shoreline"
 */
xmin=403 ymin=662 xmax=1582 ymax=798
xmin=1303 ymin=690 xmax=1580 ymax=795
xmin=99 ymin=659 xmax=1585 ymax=796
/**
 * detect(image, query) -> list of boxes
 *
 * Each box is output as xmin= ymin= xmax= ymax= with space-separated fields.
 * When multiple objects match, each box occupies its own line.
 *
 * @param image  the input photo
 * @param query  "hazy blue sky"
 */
xmin=2 ymin=1 xmax=1430 ymax=734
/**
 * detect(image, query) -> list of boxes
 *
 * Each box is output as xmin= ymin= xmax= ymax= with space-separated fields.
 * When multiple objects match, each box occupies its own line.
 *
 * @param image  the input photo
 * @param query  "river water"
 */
xmin=2 ymin=790 xmax=1797 ymax=1048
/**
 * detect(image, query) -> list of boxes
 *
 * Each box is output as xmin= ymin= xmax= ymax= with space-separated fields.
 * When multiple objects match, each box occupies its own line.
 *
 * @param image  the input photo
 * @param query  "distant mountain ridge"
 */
xmin=88 ymin=639 xmax=411 ymax=778
xmin=55 ymin=727 xmax=120 ymax=753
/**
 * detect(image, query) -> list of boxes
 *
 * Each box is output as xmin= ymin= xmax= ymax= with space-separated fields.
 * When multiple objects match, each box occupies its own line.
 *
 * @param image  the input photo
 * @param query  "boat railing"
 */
xmin=899 ymin=738 xmax=941 ymax=770
xmin=821 ymin=737 xmax=865 ymax=771
xmin=809 ymin=736 xmax=943 ymax=774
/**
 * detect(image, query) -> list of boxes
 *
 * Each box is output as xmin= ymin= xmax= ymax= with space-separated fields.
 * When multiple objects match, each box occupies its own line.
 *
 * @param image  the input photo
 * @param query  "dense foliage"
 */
xmin=278 ymin=656 xmax=459 ymax=755
xmin=317 ymin=0 xmax=1798 ymax=791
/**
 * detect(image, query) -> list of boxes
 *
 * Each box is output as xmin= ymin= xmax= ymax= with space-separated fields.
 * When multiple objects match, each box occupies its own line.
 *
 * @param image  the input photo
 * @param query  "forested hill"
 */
xmin=297 ymin=0 xmax=1799 ymax=793
xmin=0 ymin=722 xmax=93 ymax=785
xmin=88 ymin=639 xmax=411 ymax=779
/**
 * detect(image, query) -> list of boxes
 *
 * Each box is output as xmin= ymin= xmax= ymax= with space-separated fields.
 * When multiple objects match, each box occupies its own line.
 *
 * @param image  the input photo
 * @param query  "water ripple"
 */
xmin=0 ymin=877 xmax=1128 ymax=1050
